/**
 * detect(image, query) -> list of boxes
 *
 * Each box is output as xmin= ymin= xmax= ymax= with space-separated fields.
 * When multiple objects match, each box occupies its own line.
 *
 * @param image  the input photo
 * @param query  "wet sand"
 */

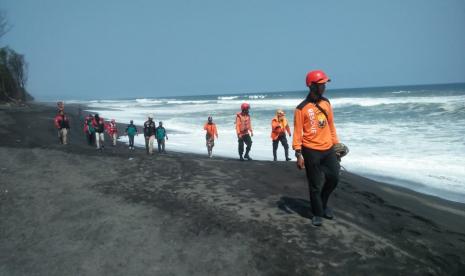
xmin=1 ymin=103 xmax=464 ymax=275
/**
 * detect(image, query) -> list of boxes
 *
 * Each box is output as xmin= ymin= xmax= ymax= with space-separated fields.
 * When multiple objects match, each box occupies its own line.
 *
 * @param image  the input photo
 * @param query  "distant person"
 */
xmin=54 ymin=110 xmax=70 ymax=145
xmin=57 ymin=101 xmax=64 ymax=113
xmin=125 ymin=120 xmax=138 ymax=150
xmin=271 ymin=109 xmax=292 ymax=161
xmin=236 ymin=103 xmax=253 ymax=161
xmin=203 ymin=116 xmax=218 ymax=158
xmin=107 ymin=119 xmax=118 ymax=146
xmin=143 ymin=114 xmax=156 ymax=154
xmin=92 ymin=113 xmax=106 ymax=150
xmin=155 ymin=121 xmax=168 ymax=153
xmin=293 ymin=70 xmax=342 ymax=227
xmin=83 ymin=114 xmax=95 ymax=145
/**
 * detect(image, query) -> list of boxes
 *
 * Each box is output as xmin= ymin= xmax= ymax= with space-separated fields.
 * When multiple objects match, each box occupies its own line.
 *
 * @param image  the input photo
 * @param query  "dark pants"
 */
xmin=87 ymin=132 xmax=94 ymax=145
xmin=128 ymin=135 xmax=135 ymax=147
xmin=157 ymin=139 xmax=165 ymax=153
xmin=238 ymin=134 xmax=252 ymax=157
xmin=272 ymin=134 xmax=289 ymax=160
xmin=302 ymin=146 xmax=340 ymax=217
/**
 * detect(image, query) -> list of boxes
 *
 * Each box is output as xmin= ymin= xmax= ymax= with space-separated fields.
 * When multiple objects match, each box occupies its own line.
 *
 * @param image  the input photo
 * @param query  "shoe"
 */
xmin=312 ymin=216 xmax=323 ymax=226
xmin=244 ymin=154 xmax=252 ymax=161
xmin=286 ymin=157 xmax=292 ymax=161
xmin=239 ymin=156 xmax=244 ymax=161
xmin=324 ymin=208 xmax=334 ymax=220
xmin=273 ymin=157 xmax=277 ymax=161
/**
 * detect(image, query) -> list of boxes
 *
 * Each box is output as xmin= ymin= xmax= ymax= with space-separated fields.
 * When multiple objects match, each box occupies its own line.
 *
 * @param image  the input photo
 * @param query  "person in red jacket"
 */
xmin=203 ymin=116 xmax=218 ymax=158
xmin=106 ymin=119 xmax=118 ymax=146
xmin=271 ymin=109 xmax=292 ymax=161
xmin=293 ymin=70 xmax=340 ymax=227
xmin=54 ymin=110 xmax=70 ymax=145
xmin=236 ymin=103 xmax=253 ymax=161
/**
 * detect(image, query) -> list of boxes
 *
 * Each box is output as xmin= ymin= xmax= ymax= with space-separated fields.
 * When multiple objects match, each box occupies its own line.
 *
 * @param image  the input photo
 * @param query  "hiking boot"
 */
xmin=312 ymin=216 xmax=323 ymax=226
xmin=324 ymin=208 xmax=334 ymax=220
xmin=286 ymin=157 xmax=292 ymax=161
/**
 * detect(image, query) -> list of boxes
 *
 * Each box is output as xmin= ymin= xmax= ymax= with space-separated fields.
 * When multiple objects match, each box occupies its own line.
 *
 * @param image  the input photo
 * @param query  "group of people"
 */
xmin=53 ymin=70 xmax=348 ymax=227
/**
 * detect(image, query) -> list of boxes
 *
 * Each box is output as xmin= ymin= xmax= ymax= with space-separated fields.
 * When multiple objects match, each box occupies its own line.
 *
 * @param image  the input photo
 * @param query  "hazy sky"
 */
xmin=2 ymin=0 xmax=465 ymax=100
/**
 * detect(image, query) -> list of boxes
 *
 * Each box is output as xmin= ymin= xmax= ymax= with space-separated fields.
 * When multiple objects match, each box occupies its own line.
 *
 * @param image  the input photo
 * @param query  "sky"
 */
xmin=1 ymin=0 xmax=465 ymax=100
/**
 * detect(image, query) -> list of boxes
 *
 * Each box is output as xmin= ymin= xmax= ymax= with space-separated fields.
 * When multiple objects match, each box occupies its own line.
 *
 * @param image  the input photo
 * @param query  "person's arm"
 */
xmin=54 ymin=116 xmax=60 ymax=129
xmin=286 ymin=123 xmax=291 ymax=137
xmin=164 ymin=127 xmax=168 ymax=140
xmin=328 ymin=105 xmax=339 ymax=145
xmin=293 ymin=108 xmax=304 ymax=169
xmin=235 ymin=115 xmax=241 ymax=138
xmin=249 ymin=117 xmax=253 ymax=137
xmin=214 ymin=125 xmax=218 ymax=139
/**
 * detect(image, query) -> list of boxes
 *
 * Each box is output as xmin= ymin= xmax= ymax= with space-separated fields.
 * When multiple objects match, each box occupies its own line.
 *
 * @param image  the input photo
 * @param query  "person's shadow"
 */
xmin=277 ymin=196 xmax=313 ymax=219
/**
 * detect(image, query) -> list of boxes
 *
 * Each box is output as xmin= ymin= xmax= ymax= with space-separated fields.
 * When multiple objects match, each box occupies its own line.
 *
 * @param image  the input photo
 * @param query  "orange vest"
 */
xmin=203 ymin=123 xmax=218 ymax=140
xmin=270 ymin=116 xmax=291 ymax=140
xmin=292 ymin=100 xmax=339 ymax=151
xmin=235 ymin=112 xmax=252 ymax=137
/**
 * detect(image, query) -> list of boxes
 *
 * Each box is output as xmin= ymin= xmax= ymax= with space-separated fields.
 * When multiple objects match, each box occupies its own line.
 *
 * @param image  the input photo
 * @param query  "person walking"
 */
xmin=125 ymin=120 xmax=138 ymax=150
xmin=293 ymin=70 xmax=341 ymax=227
xmin=107 ymin=119 xmax=118 ymax=146
xmin=54 ymin=110 xmax=70 ymax=145
xmin=203 ymin=116 xmax=218 ymax=158
xmin=143 ymin=114 xmax=156 ymax=154
xmin=83 ymin=114 xmax=95 ymax=145
xmin=271 ymin=109 xmax=292 ymax=161
xmin=92 ymin=113 xmax=106 ymax=150
xmin=155 ymin=121 xmax=168 ymax=153
xmin=236 ymin=103 xmax=253 ymax=161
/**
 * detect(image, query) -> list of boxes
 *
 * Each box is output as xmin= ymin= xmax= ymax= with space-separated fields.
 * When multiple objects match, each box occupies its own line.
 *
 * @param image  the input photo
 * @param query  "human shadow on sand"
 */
xmin=277 ymin=196 xmax=313 ymax=219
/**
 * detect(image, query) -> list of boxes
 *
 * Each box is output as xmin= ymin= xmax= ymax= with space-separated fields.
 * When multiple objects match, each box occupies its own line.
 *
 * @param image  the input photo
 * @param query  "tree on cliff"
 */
xmin=0 ymin=11 xmax=32 ymax=103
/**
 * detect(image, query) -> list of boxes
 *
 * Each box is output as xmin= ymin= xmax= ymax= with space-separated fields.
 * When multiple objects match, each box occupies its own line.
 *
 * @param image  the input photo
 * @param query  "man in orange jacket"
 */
xmin=203 ymin=116 xmax=218 ymax=158
xmin=293 ymin=70 xmax=340 ymax=226
xmin=271 ymin=109 xmax=292 ymax=161
xmin=236 ymin=103 xmax=253 ymax=161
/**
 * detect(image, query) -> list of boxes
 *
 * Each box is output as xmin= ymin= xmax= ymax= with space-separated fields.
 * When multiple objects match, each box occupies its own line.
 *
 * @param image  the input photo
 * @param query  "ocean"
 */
xmin=72 ymin=83 xmax=465 ymax=203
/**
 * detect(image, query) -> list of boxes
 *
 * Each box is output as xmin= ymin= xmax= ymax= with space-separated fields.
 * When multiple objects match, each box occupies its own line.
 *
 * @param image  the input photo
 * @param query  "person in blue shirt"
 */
xmin=155 ymin=121 xmax=168 ymax=153
xmin=125 ymin=120 xmax=138 ymax=150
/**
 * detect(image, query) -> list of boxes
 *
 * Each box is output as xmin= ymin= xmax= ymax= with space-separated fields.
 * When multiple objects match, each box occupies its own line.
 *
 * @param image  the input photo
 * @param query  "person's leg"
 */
xmin=100 ymin=133 xmax=105 ymax=148
xmin=95 ymin=132 xmax=100 ymax=149
xmin=112 ymin=133 xmax=117 ymax=146
xmin=280 ymin=135 xmax=290 ymax=160
xmin=238 ymin=137 xmax=245 ymax=159
xmin=62 ymin=128 xmax=68 ymax=145
xmin=244 ymin=134 xmax=252 ymax=159
xmin=161 ymin=139 xmax=166 ymax=153
xmin=157 ymin=139 xmax=162 ymax=152
xmin=302 ymin=147 xmax=325 ymax=218
xmin=320 ymin=149 xmax=340 ymax=211
xmin=272 ymin=139 xmax=279 ymax=161
xmin=129 ymin=135 xmax=134 ymax=148
xmin=149 ymin=135 xmax=154 ymax=154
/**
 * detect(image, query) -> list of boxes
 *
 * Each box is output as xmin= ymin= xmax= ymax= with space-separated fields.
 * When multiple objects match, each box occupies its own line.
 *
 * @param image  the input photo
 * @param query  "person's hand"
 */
xmin=296 ymin=155 xmax=305 ymax=170
xmin=237 ymin=134 xmax=241 ymax=139
xmin=250 ymin=131 xmax=254 ymax=137
xmin=166 ymin=137 xmax=168 ymax=140
xmin=289 ymin=133 xmax=292 ymax=137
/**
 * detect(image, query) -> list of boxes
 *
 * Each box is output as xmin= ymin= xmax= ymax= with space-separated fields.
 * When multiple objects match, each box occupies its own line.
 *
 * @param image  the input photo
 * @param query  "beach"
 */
xmin=1 ymin=103 xmax=465 ymax=275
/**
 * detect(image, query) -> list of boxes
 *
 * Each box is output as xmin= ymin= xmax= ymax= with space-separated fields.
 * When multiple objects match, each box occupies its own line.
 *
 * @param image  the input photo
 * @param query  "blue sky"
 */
xmin=2 ymin=0 xmax=465 ymax=100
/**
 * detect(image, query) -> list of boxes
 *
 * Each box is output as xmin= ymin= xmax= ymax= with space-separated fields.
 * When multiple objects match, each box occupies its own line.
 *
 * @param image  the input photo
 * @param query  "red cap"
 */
xmin=241 ymin=103 xmax=250 ymax=110
xmin=306 ymin=70 xmax=331 ymax=87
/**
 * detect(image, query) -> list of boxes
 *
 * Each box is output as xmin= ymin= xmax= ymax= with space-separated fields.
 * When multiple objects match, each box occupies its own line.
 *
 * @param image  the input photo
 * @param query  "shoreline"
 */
xmin=1 ymin=102 xmax=465 ymax=275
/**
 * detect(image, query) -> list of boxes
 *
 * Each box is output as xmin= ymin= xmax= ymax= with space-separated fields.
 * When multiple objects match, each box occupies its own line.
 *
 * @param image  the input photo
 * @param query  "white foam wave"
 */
xmin=331 ymin=95 xmax=465 ymax=108
xmin=217 ymin=96 xmax=239 ymax=100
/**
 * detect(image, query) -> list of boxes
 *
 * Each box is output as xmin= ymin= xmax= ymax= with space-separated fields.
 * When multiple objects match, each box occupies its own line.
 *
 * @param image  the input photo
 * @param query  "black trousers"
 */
xmin=238 ymin=134 xmax=252 ymax=156
xmin=87 ymin=132 xmax=94 ymax=145
xmin=302 ymin=146 xmax=340 ymax=217
xmin=272 ymin=134 xmax=289 ymax=160
xmin=128 ymin=135 xmax=134 ymax=147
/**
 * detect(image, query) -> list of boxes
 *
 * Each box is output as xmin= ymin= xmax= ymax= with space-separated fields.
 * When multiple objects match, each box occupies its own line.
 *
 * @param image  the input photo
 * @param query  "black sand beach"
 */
xmin=1 ymin=103 xmax=465 ymax=275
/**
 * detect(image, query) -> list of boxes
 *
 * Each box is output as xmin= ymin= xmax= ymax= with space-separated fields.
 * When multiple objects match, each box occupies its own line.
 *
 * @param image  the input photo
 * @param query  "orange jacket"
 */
xmin=235 ymin=112 xmax=252 ymax=137
xmin=204 ymin=122 xmax=218 ymax=140
xmin=271 ymin=116 xmax=291 ymax=140
xmin=292 ymin=99 xmax=339 ymax=151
